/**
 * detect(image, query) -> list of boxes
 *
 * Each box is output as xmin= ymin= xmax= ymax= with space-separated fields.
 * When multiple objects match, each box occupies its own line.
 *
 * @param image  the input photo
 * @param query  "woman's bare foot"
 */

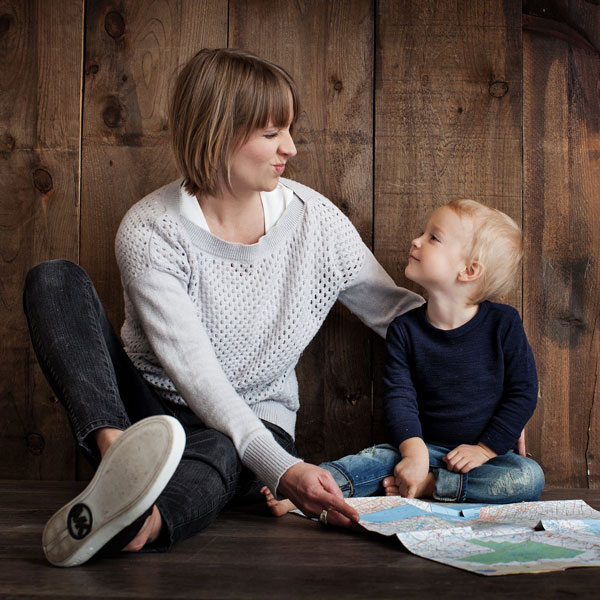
xmin=382 ymin=472 xmax=435 ymax=498
xmin=122 ymin=505 xmax=163 ymax=552
xmin=260 ymin=486 xmax=296 ymax=517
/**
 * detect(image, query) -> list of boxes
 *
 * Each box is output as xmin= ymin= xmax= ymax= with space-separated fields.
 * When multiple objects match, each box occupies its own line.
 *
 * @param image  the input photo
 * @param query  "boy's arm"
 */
xmin=394 ymin=437 xmax=430 ymax=496
xmin=382 ymin=319 xmax=423 ymax=448
xmin=478 ymin=312 xmax=538 ymax=455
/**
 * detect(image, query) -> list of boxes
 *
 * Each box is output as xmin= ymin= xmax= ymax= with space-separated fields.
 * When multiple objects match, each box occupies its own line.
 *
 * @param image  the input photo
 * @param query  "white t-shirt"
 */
xmin=179 ymin=182 xmax=294 ymax=233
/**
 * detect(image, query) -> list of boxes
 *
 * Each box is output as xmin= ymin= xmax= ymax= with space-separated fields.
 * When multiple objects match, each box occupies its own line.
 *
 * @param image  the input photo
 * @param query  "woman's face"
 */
xmin=228 ymin=117 xmax=297 ymax=196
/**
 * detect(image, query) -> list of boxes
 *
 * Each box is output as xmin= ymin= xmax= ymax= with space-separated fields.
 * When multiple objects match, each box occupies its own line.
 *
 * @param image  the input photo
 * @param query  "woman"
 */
xmin=23 ymin=48 xmax=423 ymax=567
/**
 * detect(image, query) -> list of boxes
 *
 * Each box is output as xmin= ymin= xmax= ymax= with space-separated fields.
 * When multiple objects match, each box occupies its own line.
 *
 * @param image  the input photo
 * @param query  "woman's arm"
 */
xmin=126 ymin=268 xmax=302 ymax=494
xmin=337 ymin=244 xmax=424 ymax=338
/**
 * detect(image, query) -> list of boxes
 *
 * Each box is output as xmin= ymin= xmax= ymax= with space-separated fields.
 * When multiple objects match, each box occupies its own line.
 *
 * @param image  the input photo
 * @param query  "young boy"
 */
xmin=263 ymin=199 xmax=544 ymax=516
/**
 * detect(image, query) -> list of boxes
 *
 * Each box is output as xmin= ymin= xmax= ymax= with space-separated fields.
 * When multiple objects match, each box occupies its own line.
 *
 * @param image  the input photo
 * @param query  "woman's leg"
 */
xmin=427 ymin=444 xmax=545 ymax=504
xmin=23 ymin=259 xmax=164 ymax=462
xmin=24 ymin=260 xmax=182 ymax=564
xmin=153 ymin=413 xmax=298 ymax=549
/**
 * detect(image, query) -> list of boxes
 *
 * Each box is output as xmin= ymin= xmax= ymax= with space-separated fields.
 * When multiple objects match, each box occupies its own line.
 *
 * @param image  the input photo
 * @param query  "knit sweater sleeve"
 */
xmin=338 ymin=244 xmax=424 ymax=338
xmin=116 ymin=205 xmax=302 ymax=494
xmin=478 ymin=309 xmax=539 ymax=454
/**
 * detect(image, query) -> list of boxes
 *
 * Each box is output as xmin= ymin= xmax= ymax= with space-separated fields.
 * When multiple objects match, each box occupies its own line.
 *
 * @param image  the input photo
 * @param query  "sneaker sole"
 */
xmin=42 ymin=415 xmax=185 ymax=567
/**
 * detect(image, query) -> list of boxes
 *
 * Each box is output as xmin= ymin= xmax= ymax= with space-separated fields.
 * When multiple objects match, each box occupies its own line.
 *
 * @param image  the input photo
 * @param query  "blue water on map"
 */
xmin=582 ymin=520 xmax=600 ymax=535
xmin=360 ymin=502 xmax=487 ymax=523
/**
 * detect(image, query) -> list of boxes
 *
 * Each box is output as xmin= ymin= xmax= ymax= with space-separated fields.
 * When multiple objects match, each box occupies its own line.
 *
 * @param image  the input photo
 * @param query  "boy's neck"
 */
xmin=425 ymin=294 xmax=480 ymax=330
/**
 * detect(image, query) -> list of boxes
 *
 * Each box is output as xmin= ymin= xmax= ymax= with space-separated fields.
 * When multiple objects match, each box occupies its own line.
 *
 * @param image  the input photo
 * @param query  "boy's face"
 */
xmin=405 ymin=206 xmax=473 ymax=294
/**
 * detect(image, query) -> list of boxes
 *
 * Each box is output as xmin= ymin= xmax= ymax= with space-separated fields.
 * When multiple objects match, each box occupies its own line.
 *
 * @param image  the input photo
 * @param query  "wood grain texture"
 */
xmin=0 ymin=0 xmax=82 ymax=479
xmin=524 ymin=1 xmax=600 ymax=487
xmin=2 ymin=0 xmax=599 ymax=488
xmin=230 ymin=0 xmax=375 ymax=464
xmin=1 ymin=481 xmax=599 ymax=599
xmin=80 ymin=0 xmax=228 ymax=331
xmin=372 ymin=0 xmax=523 ymax=443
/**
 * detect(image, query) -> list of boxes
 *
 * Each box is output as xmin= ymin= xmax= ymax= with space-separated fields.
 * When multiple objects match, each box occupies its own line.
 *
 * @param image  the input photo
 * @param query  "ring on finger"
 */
xmin=319 ymin=508 xmax=329 ymax=526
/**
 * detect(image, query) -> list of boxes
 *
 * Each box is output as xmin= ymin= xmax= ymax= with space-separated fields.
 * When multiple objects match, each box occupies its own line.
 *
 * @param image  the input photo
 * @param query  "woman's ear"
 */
xmin=458 ymin=261 xmax=484 ymax=283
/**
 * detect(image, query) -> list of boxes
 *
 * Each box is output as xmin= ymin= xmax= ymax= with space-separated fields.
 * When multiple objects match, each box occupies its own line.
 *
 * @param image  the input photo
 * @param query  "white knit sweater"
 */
xmin=115 ymin=177 xmax=423 ymax=493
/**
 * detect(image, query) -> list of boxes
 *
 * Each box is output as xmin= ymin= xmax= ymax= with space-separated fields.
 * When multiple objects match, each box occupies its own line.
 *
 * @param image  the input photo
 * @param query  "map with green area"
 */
xmin=461 ymin=539 xmax=583 ymax=565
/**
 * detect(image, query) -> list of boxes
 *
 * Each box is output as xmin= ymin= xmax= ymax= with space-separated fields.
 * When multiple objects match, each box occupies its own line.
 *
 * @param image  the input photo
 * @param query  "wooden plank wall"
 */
xmin=523 ymin=0 xmax=600 ymax=487
xmin=1 ymin=0 xmax=598 ymax=488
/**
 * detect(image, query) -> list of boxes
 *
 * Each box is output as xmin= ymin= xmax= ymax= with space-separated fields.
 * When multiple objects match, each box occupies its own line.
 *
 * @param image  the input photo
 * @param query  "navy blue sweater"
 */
xmin=383 ymin=301 xmax=538 ymax=455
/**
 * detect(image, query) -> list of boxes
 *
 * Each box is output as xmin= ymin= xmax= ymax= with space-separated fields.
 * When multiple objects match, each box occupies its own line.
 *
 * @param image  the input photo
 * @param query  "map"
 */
xmin=344 ymin=497 xmax=600 ymax=575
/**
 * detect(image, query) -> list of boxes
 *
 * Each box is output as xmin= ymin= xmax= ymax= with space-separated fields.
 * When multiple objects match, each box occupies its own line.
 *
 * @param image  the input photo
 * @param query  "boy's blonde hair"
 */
xmin=447 ymin=199 xmax=523 ymax=304
xmin=169 ymin=48 xmax=299 ymax=197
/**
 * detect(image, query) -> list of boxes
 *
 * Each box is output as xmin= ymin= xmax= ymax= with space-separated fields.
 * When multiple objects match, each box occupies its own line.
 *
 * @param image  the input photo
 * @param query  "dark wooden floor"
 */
xmin=1 ymin=482 xmax=599 ymax=599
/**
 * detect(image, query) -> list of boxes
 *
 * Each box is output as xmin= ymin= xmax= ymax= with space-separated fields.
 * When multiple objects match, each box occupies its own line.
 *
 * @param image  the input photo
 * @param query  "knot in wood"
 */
xmin=340 ymin=201 xmax=350 ymax=215
xmin=3 ymin=132 xmax=15 ymax=151
xmin=85 ymin=62 xmax=99 ymax=76
xmin=103 ymin=96 xmax=122 ymax=128
xmin=0 ymin=13 xmax=13 ymax=35
xmin=26 ymin=433 xmax=45 ymax=455
xmin=32 ymin=168 xmax=53 ymax=194
xmin=333 ymin=79 xmax=343 ymax=92
xmin=489 ymin=81 xmax=509 ymax=98
xmin=105 ymin=11 xmax=125 ymax=39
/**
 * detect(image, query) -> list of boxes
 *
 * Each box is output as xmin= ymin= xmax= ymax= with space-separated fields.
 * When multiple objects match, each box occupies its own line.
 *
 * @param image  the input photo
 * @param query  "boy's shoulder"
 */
xmin=483 ymin=301 xmax=522 ymax=324
xmin=389 ymin=304 xmax=425 ymax=331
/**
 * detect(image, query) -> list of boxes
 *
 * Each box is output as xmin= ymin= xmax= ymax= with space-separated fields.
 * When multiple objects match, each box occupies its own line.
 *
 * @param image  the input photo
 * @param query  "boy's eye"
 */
xmin=430 ymin=234 xmax=439 ymax=242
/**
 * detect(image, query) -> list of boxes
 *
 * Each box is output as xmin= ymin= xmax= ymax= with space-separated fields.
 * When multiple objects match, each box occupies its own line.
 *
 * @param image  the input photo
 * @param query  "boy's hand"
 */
xmin=444 ymin=443 xmax=497 ymax=473
xmin=385 ymin=437 xmax=430 ymax=497
xmin=392 ymin=456 xmax=430 ymax=497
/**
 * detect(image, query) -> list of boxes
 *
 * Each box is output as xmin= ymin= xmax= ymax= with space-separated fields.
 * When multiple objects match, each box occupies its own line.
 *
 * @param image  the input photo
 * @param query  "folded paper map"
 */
xmin=294 ymin=497 xmax=600 ymax=575
xmin=345 ymin=496 xmax=600 ymax=575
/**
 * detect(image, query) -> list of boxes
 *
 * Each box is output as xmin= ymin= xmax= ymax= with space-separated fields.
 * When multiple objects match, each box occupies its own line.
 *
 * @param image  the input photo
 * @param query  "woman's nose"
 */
xmin=279 ymin=131 xmax=297 ymax=157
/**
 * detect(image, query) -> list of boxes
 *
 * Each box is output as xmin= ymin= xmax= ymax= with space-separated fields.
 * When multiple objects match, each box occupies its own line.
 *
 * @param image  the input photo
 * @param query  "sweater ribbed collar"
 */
xmin=177 ymin=182 xmax=306 ymax=262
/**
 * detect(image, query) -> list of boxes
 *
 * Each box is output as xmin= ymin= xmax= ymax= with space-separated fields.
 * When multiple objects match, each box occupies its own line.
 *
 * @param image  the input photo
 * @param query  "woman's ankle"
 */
xmin=94 ymin=427 xmax=124 ymax=458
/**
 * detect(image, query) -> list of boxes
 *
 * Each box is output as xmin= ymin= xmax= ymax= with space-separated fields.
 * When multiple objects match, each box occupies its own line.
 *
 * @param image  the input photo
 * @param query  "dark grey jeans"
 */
xmin=23 ymin=259 xmax=296 ymax=550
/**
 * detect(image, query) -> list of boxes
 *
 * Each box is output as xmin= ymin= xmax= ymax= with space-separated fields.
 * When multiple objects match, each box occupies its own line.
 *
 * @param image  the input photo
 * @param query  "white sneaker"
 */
xmin=42 ymin=415 xmax=185 ymax=567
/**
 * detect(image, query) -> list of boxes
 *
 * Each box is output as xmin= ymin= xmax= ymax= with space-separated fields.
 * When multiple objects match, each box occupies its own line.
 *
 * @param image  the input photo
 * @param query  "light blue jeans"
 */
xmin=320 ymin=443 xmax=545 ymax=504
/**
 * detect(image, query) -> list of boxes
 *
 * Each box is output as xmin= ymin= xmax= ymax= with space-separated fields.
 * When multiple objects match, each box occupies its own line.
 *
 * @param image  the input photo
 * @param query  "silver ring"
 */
xmin=319 ymin=508 xmax=329 ymax=526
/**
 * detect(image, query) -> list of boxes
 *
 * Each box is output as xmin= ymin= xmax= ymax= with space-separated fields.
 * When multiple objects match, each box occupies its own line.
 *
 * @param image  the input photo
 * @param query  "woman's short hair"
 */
xmin=169 ymin=48 xmax=299 ymax=197
xmin=447 ymin=199 xmax=523 ymax=304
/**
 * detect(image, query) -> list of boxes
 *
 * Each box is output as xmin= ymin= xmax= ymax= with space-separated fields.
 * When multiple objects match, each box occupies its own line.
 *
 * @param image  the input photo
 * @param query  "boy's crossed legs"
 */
xmin=263 ymin=443 xmax=544 ymax=518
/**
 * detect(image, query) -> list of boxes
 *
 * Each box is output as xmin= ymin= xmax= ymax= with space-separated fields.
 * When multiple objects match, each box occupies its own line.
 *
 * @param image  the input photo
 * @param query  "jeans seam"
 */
xmin=324 ymin=462 xmax=355 ymax=496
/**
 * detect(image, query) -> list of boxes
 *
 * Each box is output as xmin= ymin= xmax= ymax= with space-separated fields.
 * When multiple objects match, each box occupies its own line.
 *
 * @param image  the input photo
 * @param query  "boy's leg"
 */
xmin=426 ymin=444 xmax=545 ymax=504
xmin=319 ymin=444 xmax=400 ymax=498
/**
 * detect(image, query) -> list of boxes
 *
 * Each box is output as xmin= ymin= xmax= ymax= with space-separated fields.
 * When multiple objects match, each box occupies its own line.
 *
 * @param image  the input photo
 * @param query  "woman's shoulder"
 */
xmin=120 ymin=179 xmax=183 ymax=229
xmin=280 ymin=178 xmax=357 ymax=231
xmin=116 ymin=180 xmax=189 ymax=280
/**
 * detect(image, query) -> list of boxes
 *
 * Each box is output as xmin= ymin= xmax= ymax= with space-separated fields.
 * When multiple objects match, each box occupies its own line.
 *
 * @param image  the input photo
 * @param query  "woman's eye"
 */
xmin=264 ymin=132 xmax=278 ymax=139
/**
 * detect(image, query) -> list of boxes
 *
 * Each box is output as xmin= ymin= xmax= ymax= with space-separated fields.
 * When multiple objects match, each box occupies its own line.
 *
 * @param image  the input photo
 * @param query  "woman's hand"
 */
xmin=443 ymin=443 xmax=497 ymax=473
xmin=277 ymin=462 xmax=360 ymax=527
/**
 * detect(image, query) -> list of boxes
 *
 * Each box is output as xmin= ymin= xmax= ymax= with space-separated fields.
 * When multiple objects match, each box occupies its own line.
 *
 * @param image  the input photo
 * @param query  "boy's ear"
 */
xmin=458 ymin=261 xmax=483 ymax=283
